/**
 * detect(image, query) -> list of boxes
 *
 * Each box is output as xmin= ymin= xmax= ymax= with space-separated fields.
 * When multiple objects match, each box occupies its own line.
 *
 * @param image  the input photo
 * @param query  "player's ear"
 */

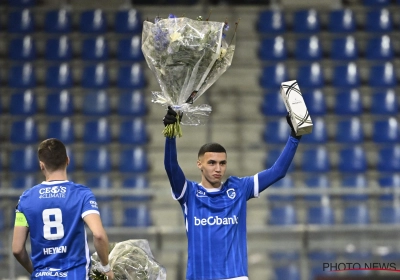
xmin=39 ymin=161 xmax=45 ymax=171
xmin=66 ymin=156 xmax=70 ymax=166
xmin=197 ymin=160 xmax=202 ymax=171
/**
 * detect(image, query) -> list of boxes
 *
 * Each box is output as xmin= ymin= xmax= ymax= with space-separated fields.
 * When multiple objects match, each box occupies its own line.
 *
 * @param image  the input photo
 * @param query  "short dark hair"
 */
xmin=37 ymin=138 xmax=68 ymax=172
xmin=198 ymin=143 xmax=226 ymax=158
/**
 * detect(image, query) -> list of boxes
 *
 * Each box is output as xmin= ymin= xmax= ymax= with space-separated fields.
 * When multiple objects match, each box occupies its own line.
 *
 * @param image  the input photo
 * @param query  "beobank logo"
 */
xmin=194 ymin=215 xmax=239 ymax=226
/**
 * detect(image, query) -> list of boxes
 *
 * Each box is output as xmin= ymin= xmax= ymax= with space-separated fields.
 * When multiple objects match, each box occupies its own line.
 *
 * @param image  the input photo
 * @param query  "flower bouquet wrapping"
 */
xmin=90 ymin=239 xmax=166 ymax=280
xmin=141 ymin=15 xmax=237 ymax=137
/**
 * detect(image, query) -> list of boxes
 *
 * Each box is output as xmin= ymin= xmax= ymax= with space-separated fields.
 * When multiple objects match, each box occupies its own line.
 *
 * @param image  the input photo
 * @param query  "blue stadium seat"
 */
xmin=377 ymin=145 xmax=400 ymax=172
xmin=301 ymin=147 xmax=331 ymax=172
xmin=295 ymin=36 xmax=322 ymax=61
xmin=269 ymin=251 xmax=299 ymax=261
xmin=117 ymin=90 xmax=147 ymax=116
xmin=263 ymin=119 xmax=290 ymax=144
xmin=47 ymin=118 xmax=75 ymax=144
xmin=301 ymin=89 xmax=327 ymax=116
xmin=301 ymin=117 xmax=327 ymax=144
xmin=330 ymin=35 xmax=358 ymax=61
xmin=328 ymin=9 xmax=356 ymax=33
xmin=81 ymin=36 xmax=109 ymax=61
xmin=0 ymin=211 xmax=4 ymax=231
xmin=365 ymin=35 xmax=394 ymax=60
xmin=379 ymin=206 xmax=400 ymax=224
xmin=372 ymin=118 xmax=399 ymax=143
xmin=11 ymin=174 xmax=36 ymax=189
xmin=117 ymin=36 xmax=144 ymax=62
xmin=338 ymin=146 xmax=367 ymax=173
xmin=122 ymin=175 xmax=150 ymax=201
xmin=82 ymin=90 xmax=110 ymax=116
xmin=81 ymin=64 xmax=110 ymax=89
xmin=119 ymin=118 xmax=148 ymax=145
xmin=378 ymin=174 xmax=400 ymax=201
xmin=370 ymin=89 xmax=398 ymax=115
xmin=99 ymin=204 xmax=114 ymax=227
xmin=343 ymin=204 xmax=371 ymax=225
xmin=293 ymin=9 xmax=320 ymax=33
xmin=44 ymin=9 xmax=72 ymax=33
xmin=114 ymin=9 xmax=142 ymax=34
xmin=257 ymin=9 xmax=286 ymax=34
xmin=8 ymin=0 xmax=36 ymax=7
xmin=297 ymin=62 xmax=324 ymax=88
xmin=368 ymin=62 xmax=397 ymax=88
xmin=79 ymin=9 xmax=107 ymax=34
xmin=340 ymin=174 xmax=369 ymax=201
xmin=117 ymin=63 xmax=145 ymax=89
xmin=45 ymin=36 xmax=72 ymax=61
xmin=9 ymin=63 xmax=36 ymax=88
xmin=268 ymin=204 xmax=297 ymax=225
xmin=119 ymin=147 xmax=149 ymax=173
xmin=334 ymin=89 xmax=362 ymax=115
xmin=83 ymin=147 xmax=111 ymax=172
xmin=267 ymin=173 xmax=295 ymax=202
xmin=10 ymin=118 xmax=38 ymax=144
xmin=9 ymin=35 xmax=37 ymax=61
xmin=260 ymin=92 xmax=287 ymax=116
xmin=46 ymin=63 xmax=73 ymax=89
xmin=10 ymin=146 xmax=38 ymax=172
xmin=307 ymin=205 xmax=335 ymax=225
xmin=65 ymin=146 xmax=75 ymax=172
xmin=45 ymin=90 xmax=74 ymax=116
xmin=86 ymin=174 xmax=112 ymax=189
xmin=260 ymin=63 xmax=288 ymax=89
xmin=123 ymin=206 xmax=152 ymax=227
xmin=83 ymin=118 xmax=111 ymax=144
xmin=362 ymin=0 xmax=390 ymax=6
xmin=273 ymin=264 xmax=301 ymax=280
xmin=335 ymin=118 xmax=364 ymax=143
xmin=10 ymin=90 xmax=37 ymax=116
xmin=8 ymin=9 xmax=35 ymax=33
xmin=365 ymin=9 xmax=392 ymax=32
xmin=332 ymin=63 xmax=360 ymax=88
xmin=259 ymin=36 xmax=287 ymax=61
xmin=304 ymin=174 xmax=330 ymax=202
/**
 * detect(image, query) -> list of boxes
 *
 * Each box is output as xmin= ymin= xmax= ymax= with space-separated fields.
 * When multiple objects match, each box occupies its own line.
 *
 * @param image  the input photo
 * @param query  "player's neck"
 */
xmin=200 ymin=179 xmax=222 ymax=189
xmin=45 ymin=170 xmax=68 ymax=182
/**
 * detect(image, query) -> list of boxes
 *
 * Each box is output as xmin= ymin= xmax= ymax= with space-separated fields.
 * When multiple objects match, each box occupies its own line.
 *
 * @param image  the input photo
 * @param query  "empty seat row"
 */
xmin=8 ymin=9 xmax=142 ymax=34
xmin=9 ymin=35 xmax=144 ymax=62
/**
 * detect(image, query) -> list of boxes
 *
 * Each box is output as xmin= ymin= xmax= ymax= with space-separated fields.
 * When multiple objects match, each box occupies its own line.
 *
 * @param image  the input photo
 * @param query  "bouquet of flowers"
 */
xmin=142 ymin=14 xmax=237 ymax=137
xmin=90 ymin=239 xmax=166 ymax=280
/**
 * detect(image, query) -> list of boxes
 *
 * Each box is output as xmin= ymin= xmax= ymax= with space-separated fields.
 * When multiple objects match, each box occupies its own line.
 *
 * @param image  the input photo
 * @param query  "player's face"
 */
xmin=197 ymin=152 xmax=227 ymax=187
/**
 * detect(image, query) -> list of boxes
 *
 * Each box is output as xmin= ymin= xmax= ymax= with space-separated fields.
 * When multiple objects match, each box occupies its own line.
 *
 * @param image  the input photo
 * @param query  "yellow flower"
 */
xmin=170 ymin=32 xmax=182 ymax=42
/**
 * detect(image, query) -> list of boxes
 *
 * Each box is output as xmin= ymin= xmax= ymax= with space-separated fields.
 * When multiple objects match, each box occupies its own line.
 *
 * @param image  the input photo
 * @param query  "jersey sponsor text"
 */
xmin=194 ymin=215 xmax=239 ymax=226
xmin=39 ymin=186 xmax=67 ymax=199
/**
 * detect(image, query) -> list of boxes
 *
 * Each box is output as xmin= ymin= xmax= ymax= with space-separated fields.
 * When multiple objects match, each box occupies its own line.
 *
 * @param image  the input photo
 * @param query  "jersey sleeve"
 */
xmin=164 ymin=137 xmax=187 ymax=200
xmin=81 ymin=189 xmax=100 ymax=218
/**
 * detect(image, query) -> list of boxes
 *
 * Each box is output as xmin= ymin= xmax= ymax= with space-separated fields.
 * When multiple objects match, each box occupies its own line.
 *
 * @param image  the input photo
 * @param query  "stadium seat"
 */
xmin=10 ymin=118 xmax=38 ymax=144
xmin=340 ymin=174 xmax=369 ymax=201
xmin=9 ymin=36 xmax=37 ymax=61
xmin=365 ymin=9 xmax=392 ymax=33
xmin=297 ymin=62 xmax=324 ymax=89
xmin=45 ymin=36 xmax=72 ymax=61
xmin=343 ymin=204 xmax=371 ymax=225
xmin=117 ymin=64 xmax=146 ymax=89
xmin=332 ymin=63 xmax=360 ymax=88
xmin=273 ymin=264 xmax=301 ymax=280
xmin=365 ymin=35 xmax=394 ymax=61
xmin=44 ymin=9 xmax=72 ymax=33
xmin=119 ymin=118 xmax=148 ymax=145
xmin=9 ymin=63 xmax=36 ymax=88
xmin=328 ymin=9 xmax=356 ymax=33
xmin=260 ymin=92 xmax=287 ymax=116
xmin=377 ymin=145 xmax=400 ymax=172
xmin=372 ymin=118 xmax=399 ymax=143
xmin=79 ymin=9 xmax=107 ymax=33
xmin=47 ymin=118 xmax=75 ymax=144
xmin=114 ymin=9 xmax=142 ymax=34
xmin=82 ymin=90 xmax=110 ymax=116
xmin=83 ymin=118 xmax=111 ymax=144
xmin=295 ymin=36 xmax=322 ymax=61
xmin=260 ymin=63 xmax=288 ymax=89
xmin=378 ymin=174 xmax=400 ymax=201
xmin=11 ymin=174 xmax=36 ymax=189
xmin=362 ymin=0 xmax=390 ymax=6
xmin=45 ymin=63 xmax=73 ymax=88
xmin=10 ymin=90 xmax=37 ymax=116
xmin=119 ymin=147 xmax=149 ymax=173
xmin=65 ymin=146 xmax=75 ymax=172
xmin=338 ymin=146 xmax=367 ymax=173
xmin=335 ymin=118 xmax=364 ymax=143
xmin=81 ymin=63 xmax=110 ymax=89
xmin=117 ymin=36 xmax=144 ymax=62
xmin=257 ymin=9 xmax=286 ymax=34
xmin=334 ymin=89 xmax=362 ymax=115
xmin=83 ymin=147 xmax=111 ymax=172
xmin=330 ymin=35 xmax=358 ymax=61
xmin=45 ymin=90 xmax=74 ymax=116
xmin=86 ymin=174 xmax=112 ymax=189
xmin=263 ymin=119 xmax=290 ymax=144
xmin=122 ymin=175 xmax=150 ymax=201
xmin=368 ymin=62 xmax=397 ymax=88
xmin=8 ymin=9 xmax=35 ymax=33
xmin=301 ymin=146 xmax=331 ymax=172
xmin=117 ymin=90 xmax=147 ymax=116
xmin=99 ymin=204 xmax=114 ymax=227
xmin=267 ymin=174 xmax=295 ymax=202
xmin=8 ymin=0 xmax=36 ymax=7
xmin=81 ymin=36 xmax=109 ymax=61
xmin=301 ymin=89 xmax=327 ymax=116
xmin=293 ymin=9 xmax=320 ymax=33
xmin=307 ymin=205 xmax=335 ymax=225
xmin=10 ymin=146 xmax=38 ymax=172
xmin=268 ymin=204 xmax=297 ymax=225
xmin=301 ymin=117 xmax=327 ymax=144
xmin=123 ymin=206 xmax=152 ymax=227
xmin=259 ymin=36 xmax=287 ymax=61
xmin=0 ymin=211 xmax=4 ymax=231
xmin=269 ymin=251 xmax=299 ymax=261
xmin=370 ymin=89 xmax=398 ymax=115
xmin=379 ymin=206 xmax=400 ymax=224
xmin=303 ymin=174 xmax=330 ymax=201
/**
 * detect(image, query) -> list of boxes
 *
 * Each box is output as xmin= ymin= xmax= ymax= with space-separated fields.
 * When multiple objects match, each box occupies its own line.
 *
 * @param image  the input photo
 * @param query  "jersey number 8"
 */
xmin=42 ymin=208 xmax=64 ymax=240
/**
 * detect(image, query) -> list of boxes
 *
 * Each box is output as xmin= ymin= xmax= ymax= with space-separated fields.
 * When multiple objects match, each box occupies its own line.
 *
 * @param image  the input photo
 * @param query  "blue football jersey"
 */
xmin=16 ymin=180 xmax=100 ymax=279
xmin=174 ymin=175 xmax=257 ymax=280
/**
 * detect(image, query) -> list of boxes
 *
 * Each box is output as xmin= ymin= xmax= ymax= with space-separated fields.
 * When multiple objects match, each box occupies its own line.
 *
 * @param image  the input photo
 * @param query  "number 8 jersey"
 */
xmin=16 ymin=180 xmax=100 ymax=279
